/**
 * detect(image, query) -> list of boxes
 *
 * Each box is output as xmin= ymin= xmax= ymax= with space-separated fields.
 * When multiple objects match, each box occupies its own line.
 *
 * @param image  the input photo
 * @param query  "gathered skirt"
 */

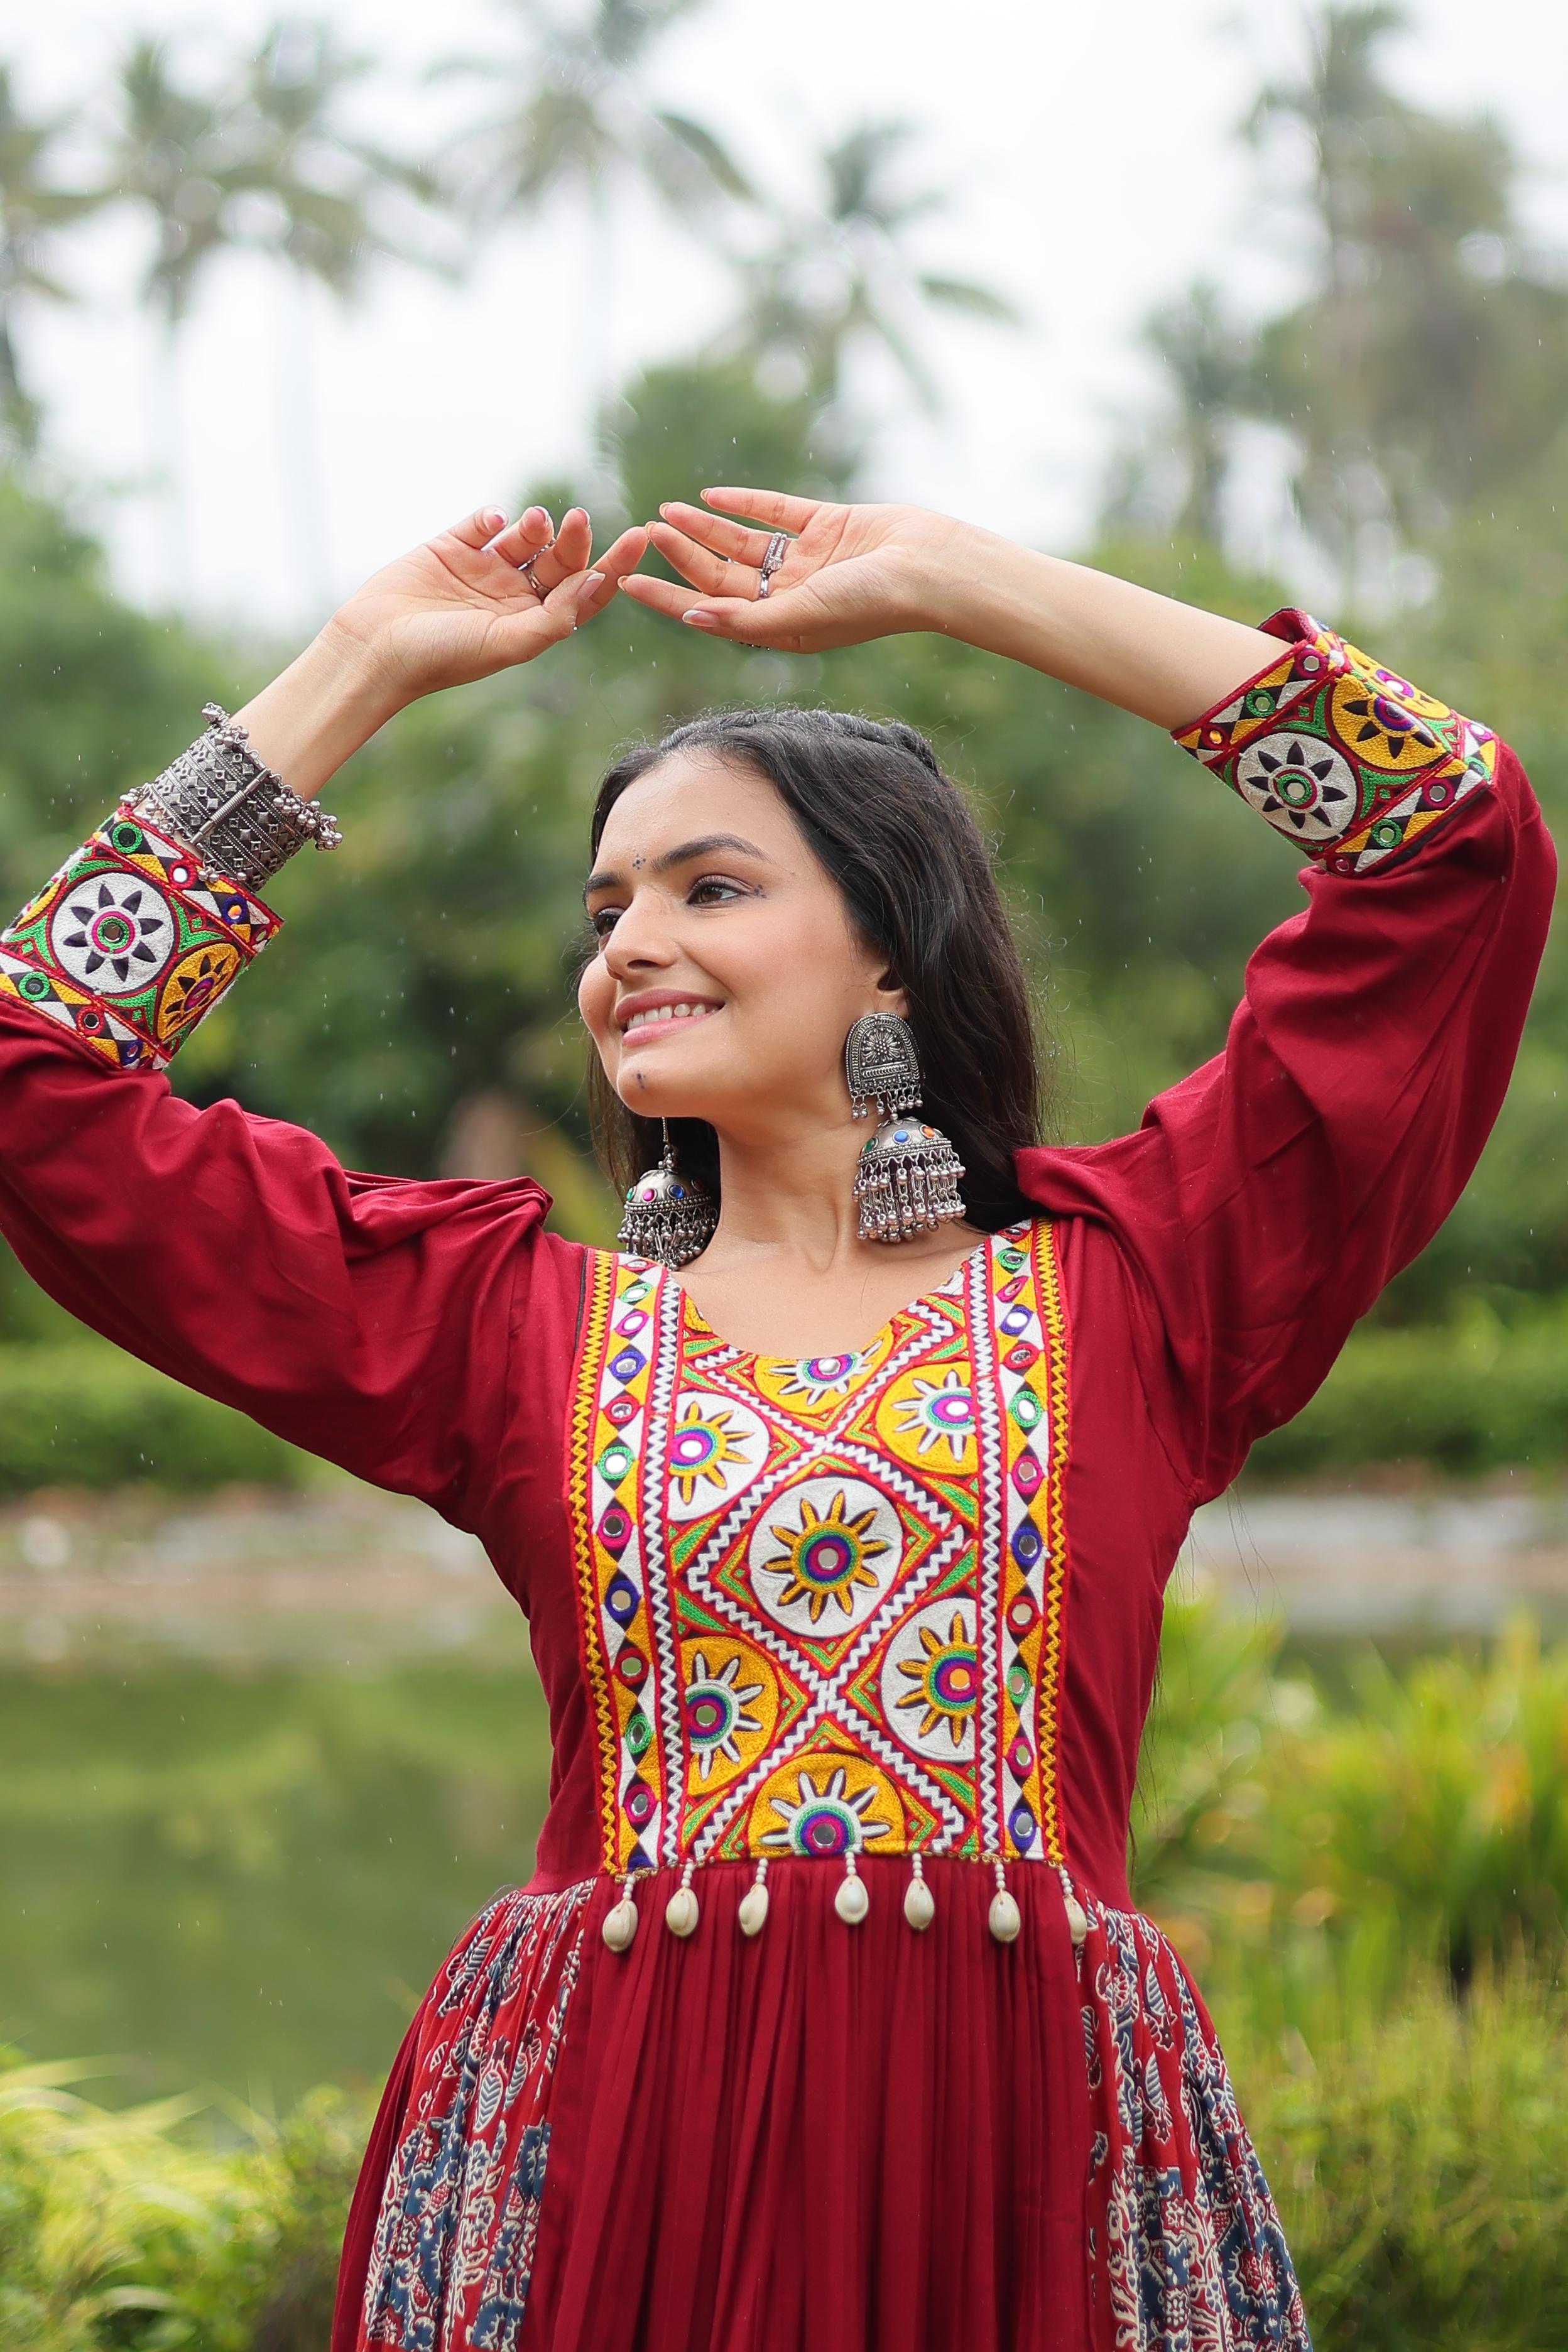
xmin=332 ymin=1861 xmax=1310 ymax=2352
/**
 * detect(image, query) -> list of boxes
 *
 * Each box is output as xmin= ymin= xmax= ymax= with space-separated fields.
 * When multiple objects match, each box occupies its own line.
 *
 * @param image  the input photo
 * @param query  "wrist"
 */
xmin=232 ymin=624 xmax=403 ymax=797
xmin=902 ymin=516 xmax=1015 ymax=641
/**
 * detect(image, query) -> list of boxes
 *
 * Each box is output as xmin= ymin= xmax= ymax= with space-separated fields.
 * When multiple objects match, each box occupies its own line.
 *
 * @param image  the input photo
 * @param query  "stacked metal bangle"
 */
xmin=126 ymin=703 xmax=343 ymax=895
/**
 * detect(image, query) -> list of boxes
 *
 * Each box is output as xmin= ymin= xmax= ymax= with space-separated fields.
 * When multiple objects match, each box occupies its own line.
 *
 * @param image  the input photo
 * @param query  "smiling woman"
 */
xmin=578 ymin=703 xmax=1044 ymax=1267
xmin=0 ymin=482 xmax=1552 ymax=2352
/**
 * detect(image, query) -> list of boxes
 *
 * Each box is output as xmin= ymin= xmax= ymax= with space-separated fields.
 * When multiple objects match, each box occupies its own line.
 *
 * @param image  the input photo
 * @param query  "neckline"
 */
xmin=667 ymin=1233 xmax=993 ymax=1369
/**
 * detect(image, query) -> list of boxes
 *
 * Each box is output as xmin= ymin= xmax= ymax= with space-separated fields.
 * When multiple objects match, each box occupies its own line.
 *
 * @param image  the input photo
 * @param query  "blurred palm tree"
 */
xmin=726 ymin=121 xmax=1018 ymax=417
xmin=106 ymin=39 xmax=229 ymax=597
xmin=109 ymin=23 xmax=442 ymax=609
xmin=1141 ymin=281 xmax=1256 ymax=548
xmin=1243 ymin=1 xmax=1568 ymax=599
xmin=0 ymin=67 xmax=108 ymax=460
xmin=438 ymin=0 xmax=752 ymax=489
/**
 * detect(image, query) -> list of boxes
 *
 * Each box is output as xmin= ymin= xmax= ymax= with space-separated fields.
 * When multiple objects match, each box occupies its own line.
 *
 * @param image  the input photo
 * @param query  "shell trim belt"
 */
xmin=599 ymin=1854 xmax=1091 ymax=1951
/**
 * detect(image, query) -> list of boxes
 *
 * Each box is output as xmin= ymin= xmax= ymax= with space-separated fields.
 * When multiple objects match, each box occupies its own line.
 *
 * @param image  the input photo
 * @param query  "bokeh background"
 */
xmin=3 ymin=5 xmax=1568 ymax=2346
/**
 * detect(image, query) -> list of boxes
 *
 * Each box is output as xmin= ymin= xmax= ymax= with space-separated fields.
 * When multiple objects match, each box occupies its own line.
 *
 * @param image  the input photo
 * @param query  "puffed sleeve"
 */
xmin=1015 ymin=609 xmax=1556 ymax=1505
xmin=0 ymin=787 xmax=580 ymax=1528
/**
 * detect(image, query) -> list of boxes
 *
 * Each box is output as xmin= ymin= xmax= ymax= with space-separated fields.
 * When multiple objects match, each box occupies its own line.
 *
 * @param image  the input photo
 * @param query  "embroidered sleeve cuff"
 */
xmin=1172 ymin=607 xmax=1498 ymax=876
xmin=0 ymin=806 xmax=280 ymax=1074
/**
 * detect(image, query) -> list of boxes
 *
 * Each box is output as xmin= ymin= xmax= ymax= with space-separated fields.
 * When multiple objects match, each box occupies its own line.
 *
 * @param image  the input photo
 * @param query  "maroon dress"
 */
xmin=0 ymin=612 xmax=1551 ymax=2350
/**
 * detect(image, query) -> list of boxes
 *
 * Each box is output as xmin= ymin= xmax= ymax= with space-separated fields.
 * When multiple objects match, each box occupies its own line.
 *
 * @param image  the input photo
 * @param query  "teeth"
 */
xmin=626 ymin=1003 xmax=709 ymax=1032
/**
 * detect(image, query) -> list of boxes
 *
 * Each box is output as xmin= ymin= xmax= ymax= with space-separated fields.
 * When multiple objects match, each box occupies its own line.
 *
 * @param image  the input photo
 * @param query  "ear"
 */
xmin=873 ymin=967 xmax=909 ymax=1021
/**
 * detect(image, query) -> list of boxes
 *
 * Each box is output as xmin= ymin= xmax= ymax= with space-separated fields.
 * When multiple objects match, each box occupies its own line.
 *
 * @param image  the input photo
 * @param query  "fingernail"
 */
xmin=584 ymin=571 xmax=607 ymax=592
xmin=682 ymin=610 xmax=717 ymax=631
xmin=658 ymin=503 xmax=672 ymax=517
xmin=484 ymin=509 xmax=507 ymax=533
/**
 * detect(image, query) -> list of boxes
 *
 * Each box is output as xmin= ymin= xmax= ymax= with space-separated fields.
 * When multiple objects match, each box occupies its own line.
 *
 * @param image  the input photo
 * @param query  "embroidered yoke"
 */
xmin=0 ymin=611 xmax=1553 ymax=2352
xmin=571 ymin=1229 xmax=1069 ymax=1880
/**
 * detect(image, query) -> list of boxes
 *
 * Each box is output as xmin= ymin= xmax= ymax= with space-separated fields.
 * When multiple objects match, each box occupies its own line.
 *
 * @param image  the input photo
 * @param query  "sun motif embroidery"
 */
xmin=759 ymin=1488 xmax=889 ymax=1623
xmin=667 ymin=1397 xmax=753 ymax=1506
xmin=766 ymin=1353 xmax=860 ymax=1404
xmin=894 ymin=1611 xmax=977 ymax=1748
xmin=890 ymin=1368 xmax=977 ymax=1463
xmin=760 ymin=1763 xmax=894 ymax=1856
xmin=682 ymin=1650 xmax=765 ymax=1780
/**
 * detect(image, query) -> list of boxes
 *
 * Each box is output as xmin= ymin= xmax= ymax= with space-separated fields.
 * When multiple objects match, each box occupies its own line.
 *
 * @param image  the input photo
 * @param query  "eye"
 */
xmin=689 ymin=874 xmax=748 ymax=906
xmin=588 ymin=905 xmax=622 ymax=940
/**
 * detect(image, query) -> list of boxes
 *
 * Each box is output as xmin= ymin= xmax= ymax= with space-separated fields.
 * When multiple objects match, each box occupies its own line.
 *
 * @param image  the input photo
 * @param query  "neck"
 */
xmin=703 ymin=1114 xmax=868 ymax=1272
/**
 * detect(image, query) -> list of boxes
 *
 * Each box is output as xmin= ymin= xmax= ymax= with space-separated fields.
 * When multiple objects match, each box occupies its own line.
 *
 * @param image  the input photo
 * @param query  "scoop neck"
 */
xmin=666 ymin=1233 xmax=992 ymax=1369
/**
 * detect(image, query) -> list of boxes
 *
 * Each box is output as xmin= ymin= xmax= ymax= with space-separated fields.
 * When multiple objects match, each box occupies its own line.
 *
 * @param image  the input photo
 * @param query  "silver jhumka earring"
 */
xmin=845 ymin=1012 xmax=966 ymax=1244
xmin=618 ymin=1121 xmax=717 ymax=1268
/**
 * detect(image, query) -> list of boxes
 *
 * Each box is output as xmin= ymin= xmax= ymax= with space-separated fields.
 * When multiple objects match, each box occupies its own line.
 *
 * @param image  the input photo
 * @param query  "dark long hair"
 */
xmin=586 ymin=705 xmax=1044 ymax=1231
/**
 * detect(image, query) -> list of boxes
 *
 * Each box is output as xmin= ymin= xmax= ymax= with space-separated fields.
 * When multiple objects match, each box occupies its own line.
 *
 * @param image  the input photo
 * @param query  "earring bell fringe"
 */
xmin=618 ymin=1122 xmax=717 ymax=1267
xmin=854 ymin=1118 xmax=966 ymax=1244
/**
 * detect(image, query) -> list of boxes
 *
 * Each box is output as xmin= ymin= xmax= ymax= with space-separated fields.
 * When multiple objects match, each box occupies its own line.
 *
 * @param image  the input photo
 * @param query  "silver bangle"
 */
xmin=126 ymin=704 xmax=344 ymax=895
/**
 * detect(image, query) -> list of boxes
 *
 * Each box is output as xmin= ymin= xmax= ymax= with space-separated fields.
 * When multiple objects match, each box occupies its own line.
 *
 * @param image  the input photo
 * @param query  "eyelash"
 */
xmin=589 ymin=874 xmax=748 ymax=940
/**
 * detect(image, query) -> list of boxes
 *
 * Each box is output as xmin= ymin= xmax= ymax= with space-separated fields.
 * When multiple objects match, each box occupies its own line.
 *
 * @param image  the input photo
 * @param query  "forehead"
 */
xmin=593 ymin=750 xmax=803 ymax=866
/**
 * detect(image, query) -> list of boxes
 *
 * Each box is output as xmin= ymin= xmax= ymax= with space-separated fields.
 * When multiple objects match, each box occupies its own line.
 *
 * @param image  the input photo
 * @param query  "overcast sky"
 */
xmin=13 ymin=0 xmax=1568 ymax=633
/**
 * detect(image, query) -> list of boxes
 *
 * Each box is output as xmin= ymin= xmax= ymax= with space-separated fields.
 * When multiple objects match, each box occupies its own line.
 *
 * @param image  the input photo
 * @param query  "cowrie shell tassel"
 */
xmin=835 ymin=1854 xmax=869 ymax=1925
xmin=602 ymin=1875 xmax=640 ymax=1952
xmin=904 ymin=1851 xmax=935 ymax=1930
xmin=738 ymin=1859 xmax=770 ymax=1937
xmin=1057 ymin=1864 xmax=1089 ymax=1947
xmin=988 ymin=1856 xmax=1021 ymax=1944
xmin=666 ymin=1860 xmax=699 ymax=1939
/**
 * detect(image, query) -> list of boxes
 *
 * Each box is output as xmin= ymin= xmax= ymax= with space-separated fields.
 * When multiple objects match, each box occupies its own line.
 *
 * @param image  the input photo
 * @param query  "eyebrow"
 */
xmin=582 ymin=832 xmax=771 ymax=900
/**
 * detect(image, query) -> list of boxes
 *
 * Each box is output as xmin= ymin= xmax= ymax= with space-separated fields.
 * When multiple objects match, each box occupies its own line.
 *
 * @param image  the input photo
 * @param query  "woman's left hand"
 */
xmin=622 ymin=489 xmax=972 ymax=651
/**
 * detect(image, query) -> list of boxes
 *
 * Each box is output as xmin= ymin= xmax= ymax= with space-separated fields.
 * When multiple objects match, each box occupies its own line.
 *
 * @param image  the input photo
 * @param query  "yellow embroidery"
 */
xmin=567 ymin=1224 xmax=1072 ymax=1873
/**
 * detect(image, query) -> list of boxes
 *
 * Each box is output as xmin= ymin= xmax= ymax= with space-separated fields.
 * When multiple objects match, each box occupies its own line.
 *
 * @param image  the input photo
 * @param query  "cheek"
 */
xmin=578 ymin=956 xmax=616 ymax=1054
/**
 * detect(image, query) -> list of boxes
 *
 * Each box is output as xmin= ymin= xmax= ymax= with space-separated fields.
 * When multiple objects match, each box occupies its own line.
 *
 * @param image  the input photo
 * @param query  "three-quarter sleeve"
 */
xmin=0 ymin=741 xmax=584 ymax=1526
xmin=1016 ymin=612 xmax=1556 ymax=1505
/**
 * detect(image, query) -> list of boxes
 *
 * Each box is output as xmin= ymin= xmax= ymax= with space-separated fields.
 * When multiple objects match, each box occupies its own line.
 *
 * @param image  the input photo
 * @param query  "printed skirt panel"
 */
xmin=1081 ymin=1898 xmax=1312 ymax=2352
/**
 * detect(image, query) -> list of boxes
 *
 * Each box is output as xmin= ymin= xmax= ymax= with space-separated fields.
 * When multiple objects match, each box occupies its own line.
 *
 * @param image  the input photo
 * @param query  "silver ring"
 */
xmin=756 ymin=531 xmax=788 ymax=600
xmin=519 ymin=545 xmax=554 ymax=592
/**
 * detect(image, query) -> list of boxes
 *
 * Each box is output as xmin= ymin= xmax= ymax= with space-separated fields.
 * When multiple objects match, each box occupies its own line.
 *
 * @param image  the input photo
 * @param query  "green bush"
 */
xmin=1135 ymin=1596 xmax=1568 ymax=1991
xmin=1232 ymin=1971 xmax=1568 ymax=2352
xmin=0 ymin=2050 xmax=364 ymax=2351
xmin=0 ymin=1348 xmax=308 ymax=1496
xmin=1250 ymin=1298 xmax=1568 ymax=1479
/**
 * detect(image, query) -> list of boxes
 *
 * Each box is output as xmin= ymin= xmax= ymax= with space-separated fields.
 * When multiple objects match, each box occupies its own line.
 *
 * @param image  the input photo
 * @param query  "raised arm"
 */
xmin=0 ymin=504 xmax=645 ymax=1520
xmin=627 ymin=490 xmax=1555 ymax=1498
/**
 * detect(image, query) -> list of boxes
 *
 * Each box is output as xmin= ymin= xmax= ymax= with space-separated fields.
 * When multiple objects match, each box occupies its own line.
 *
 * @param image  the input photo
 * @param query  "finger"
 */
xmin=576 ymin=527 xmax=647 ymax=621
xmin=620 ymin=572 xmax=784 ymax=645
xmin=530 ymin=506 xmax=592 ymax=593
xmin=703 ymin=486 xmax=822 ymax=532
xmin=656 ymin=500 xmax=775 ymax=563
xmin=647 ymin=518 xmax=760 ymax=599
xmin=489 ymin=506 xmax=555 ymax=566
xmin=443 ymin=504 xmax=511 ymax=552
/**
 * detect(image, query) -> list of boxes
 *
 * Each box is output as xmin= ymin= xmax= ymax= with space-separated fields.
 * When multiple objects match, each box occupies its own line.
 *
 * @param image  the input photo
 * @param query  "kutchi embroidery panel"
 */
xmin=567 ymin=1224 xmax=1072 ymax=1876
xmin=0 ymin=810 xmax=279 ymax=1072
xmin=1173 ymin=607 xmax=1496 ymax=877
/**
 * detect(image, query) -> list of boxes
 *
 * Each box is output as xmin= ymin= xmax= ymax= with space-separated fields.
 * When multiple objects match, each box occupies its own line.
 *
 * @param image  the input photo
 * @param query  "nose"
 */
xmin=602 ymin=895 xmax=678 ymax=981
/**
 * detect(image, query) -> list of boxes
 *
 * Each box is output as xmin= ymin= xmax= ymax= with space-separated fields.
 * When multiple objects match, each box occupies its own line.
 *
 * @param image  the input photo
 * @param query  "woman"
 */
xmin=0 ymin=486 xmax=1550 ymax=2352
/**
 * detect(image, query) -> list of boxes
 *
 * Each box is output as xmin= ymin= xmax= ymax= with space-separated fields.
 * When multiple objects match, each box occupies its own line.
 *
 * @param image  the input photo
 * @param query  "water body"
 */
xmin=2 ymin=1480 xmax=1562 ymax=2103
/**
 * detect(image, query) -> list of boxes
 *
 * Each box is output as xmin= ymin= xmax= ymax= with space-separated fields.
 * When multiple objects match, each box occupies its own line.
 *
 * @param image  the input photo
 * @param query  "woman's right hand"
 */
xmin=623 ymin=490 xmax=973 ymax=652
xmin=326 ymin=504 xmax=648 ymax=708
xmin=231 ymin=505 xmax=647 ymax=797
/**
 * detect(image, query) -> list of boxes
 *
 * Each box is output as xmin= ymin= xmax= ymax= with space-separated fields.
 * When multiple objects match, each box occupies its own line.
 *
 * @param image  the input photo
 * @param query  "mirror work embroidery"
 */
xmin=567 ymin=1224 xmax=1072 ymax=1877
xmin=0 ymin=811 xmax=278 ymax=1072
